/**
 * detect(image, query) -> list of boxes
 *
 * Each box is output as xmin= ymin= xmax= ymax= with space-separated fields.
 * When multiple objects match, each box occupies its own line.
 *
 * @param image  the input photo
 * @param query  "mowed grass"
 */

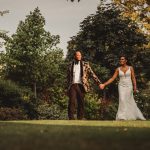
xmin=0 ymin=120 xmax=150 ymax=150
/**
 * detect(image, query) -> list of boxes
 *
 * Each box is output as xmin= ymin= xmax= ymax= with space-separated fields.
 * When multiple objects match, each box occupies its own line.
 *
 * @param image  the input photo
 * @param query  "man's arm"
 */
xmin=87 ymin=63 xmax=101 ymax=85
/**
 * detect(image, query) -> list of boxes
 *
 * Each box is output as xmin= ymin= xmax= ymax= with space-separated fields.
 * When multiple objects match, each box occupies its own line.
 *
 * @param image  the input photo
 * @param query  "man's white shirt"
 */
xmin=73 ymin=61 xmax=82 ymax=84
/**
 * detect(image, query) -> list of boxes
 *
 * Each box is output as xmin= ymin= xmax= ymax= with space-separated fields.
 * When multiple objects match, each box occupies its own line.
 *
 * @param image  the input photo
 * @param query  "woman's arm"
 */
xmin=104 ymin=68 xmax=119 ymax=86
xmin=88 ymin=63 xmax=102 ymax=85
xmin=100 ymin=68 xmax=119 ymax=89
xmin=130 ymin=66 xmax=137 ymax=92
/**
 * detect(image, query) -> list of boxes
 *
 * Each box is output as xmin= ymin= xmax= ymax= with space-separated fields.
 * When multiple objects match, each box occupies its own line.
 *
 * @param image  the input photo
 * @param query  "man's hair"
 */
xmin=74 ymin=50 xmax=81 ymax=56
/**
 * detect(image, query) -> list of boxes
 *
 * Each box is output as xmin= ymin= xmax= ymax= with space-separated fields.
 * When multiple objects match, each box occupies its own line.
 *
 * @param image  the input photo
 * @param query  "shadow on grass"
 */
xmin=0 ymin=121 xmax=150 ymax=150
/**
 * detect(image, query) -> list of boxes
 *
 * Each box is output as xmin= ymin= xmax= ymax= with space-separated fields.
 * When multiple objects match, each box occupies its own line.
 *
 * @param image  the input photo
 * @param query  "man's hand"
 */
xmin=99 ymin=84 xmax=105 ymax=90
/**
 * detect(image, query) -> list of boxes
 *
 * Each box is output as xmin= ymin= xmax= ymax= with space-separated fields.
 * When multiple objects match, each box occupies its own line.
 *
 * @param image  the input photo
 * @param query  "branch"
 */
xmin=0 ymin=10 xmax=9 ymax=16
xmin=67 ymin=0 xmax=80 ymax=2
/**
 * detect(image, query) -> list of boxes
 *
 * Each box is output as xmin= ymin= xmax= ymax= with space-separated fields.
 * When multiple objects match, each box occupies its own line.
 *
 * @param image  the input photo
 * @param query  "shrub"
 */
xmin=99 ymin=101 xmax=118 ymax=120
xmin=84 ymin=92 xmax=118 ymax=120
xmin=0 ymin=107 xmax=27 ymax=120
xmin=0 ymin=79 xmax=31 ymax=107
xmin=84 ymin=92 xmax=100 ymax=120
xmin=0 ymin=79 xmax=37 ymax=119
xmin=0 ymin=80 xmax=22 ymax=107
xmin=37 ymin=103 xmax=67 ymax=120
xmin=47 ymin=86 xmax=68 ymax=108
xmin=135 ymin=91 xmax=150 ymax=119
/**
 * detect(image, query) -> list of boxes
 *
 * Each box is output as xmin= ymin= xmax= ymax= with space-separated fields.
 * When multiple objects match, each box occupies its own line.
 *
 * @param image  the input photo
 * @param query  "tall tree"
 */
xmin=113 ymin=0 xmax=150 ymax=35
xmin=3 ymin=7 xmax=63 ymax=98
xmin=112 ymin=0 xmax=150 ymax=81
xmin=67 ymin=3 xmax=148 ymax=97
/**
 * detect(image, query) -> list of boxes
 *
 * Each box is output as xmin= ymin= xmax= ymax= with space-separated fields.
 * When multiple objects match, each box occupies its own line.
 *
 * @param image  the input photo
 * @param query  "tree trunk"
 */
xmin=34 ymin=82 xmax=37 ymax=98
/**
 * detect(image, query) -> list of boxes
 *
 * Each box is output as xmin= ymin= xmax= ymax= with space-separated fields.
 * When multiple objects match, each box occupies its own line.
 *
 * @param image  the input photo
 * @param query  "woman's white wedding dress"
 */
xmin=116 ymin=67 xmax=146 ymax=120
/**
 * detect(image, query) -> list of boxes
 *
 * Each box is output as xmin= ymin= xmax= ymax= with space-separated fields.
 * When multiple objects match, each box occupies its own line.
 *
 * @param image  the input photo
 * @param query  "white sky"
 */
xmin=0 ymin=0 xmax=101 ymax=56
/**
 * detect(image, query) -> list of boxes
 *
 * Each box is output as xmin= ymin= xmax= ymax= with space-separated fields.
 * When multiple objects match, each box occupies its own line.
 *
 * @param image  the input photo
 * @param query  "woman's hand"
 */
xmin=99 ymin=84 xmax=105 ymax=90
xmin=133 ymin=86 xmax=137 ymax=93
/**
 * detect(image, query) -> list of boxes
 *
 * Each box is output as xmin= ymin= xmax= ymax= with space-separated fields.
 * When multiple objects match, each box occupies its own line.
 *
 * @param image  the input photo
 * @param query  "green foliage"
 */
xmin=37 ymin=103 xmax=67 ymax=120
xmin=0 ymin=32 xmax=10 ymax=42
xmin=84 ymin=92 xmax=118 ymax=120
xmin=84 ymin=92 xmax=100 ymax=120
xmin=37 ymin=60 xmax=68 ymax=105
xmin=37 ymin=85 xmax=68 ymax=120
xmin=113 ymin=0 xmax=150 ymax=35
xmin=1 ymin=7 xmax=68 ymax=120
xmin=0 ymin=107 xmax=27 ymax=120
xmin=0 ymin=79 xmax=31 ymax=107
xmin=0 ymin=10 xmax=10 ymax=48
xmin=66 ymin=3 xmax=149 ymax=119
xmin=3 ymin=7 xmax=63 ymax=97
xmin=47 ymin=87 xmax=68 ymax=107
xmin=0 ymin=79 xmax=37 ymax=119
xmin=135 ymin=91 xmax=150 ymax=119
xmin=99 ymin=101 xmax=118 ymax=120
xmin=67 ymin=3 xmax=149 ymax=92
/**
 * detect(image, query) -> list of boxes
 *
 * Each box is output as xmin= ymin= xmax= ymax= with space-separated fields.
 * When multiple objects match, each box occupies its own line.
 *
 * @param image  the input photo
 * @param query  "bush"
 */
xmin=22 ymin=99 xmax=38 ymax=119
xmin=37 ymin=103 xmax=67 ymax=120
xmin=84 ymin=92 xmax=100 ymax=120
xmin=135 ymin=91 xmax=150 ymax=120
xmin=0 ymin=79 xmax=38 ymax=119
xmin=0 ymin=80 xmax=22 ymax=107
xmin=0 ymin=79 xmax=31 ymax=107
xmin=99 ymin=101 xmax=118 ymax=120
xmin=48 ymin=86 xmax=68 ymax=108
xmin=84 ymin=92 xmax=118 ymax=120
xmin=0 ymin=107 xmax=27 ymax=120
xmin=36 ymin=86 xmax=68 ymax=120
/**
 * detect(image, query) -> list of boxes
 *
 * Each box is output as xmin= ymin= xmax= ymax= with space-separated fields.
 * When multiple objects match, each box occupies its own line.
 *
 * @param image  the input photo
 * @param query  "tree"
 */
xmin=0 ymin=10 xmax=9 ymax=16
xmin=0 ymin=10 xmax=9 ymax=48
xmin=113 ymin=0 xmax=150 ymax=35
xmin=66 ymin=3 xmax=149 ymax=119
xmin=3 ymin=7 xmax=63 ymax=98
xmin=67 ymin=3 xmax=148 ymax=96
xmin=112 ymin=0 xmax=150 ymax=83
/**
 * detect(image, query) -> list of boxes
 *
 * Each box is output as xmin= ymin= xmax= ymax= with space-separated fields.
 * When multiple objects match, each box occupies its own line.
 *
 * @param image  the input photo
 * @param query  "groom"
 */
xmin=67 ymin=51 xmax=102 ymax=120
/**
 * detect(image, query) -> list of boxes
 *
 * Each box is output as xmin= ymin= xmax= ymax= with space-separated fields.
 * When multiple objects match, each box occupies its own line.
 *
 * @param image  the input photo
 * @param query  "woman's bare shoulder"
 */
xmin=129 ymin=66 xmax=134 ymax=70
xmin=116 ymin=67 xmax=120 ymax=71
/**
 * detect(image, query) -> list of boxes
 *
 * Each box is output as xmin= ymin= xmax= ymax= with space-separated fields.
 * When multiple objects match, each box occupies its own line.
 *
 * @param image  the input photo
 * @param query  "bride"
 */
xmin=100 ymin=55 xmax=146 ymax=120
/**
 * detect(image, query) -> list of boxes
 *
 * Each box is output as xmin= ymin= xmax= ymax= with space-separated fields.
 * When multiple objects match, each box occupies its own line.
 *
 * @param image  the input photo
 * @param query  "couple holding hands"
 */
xmin=67 ymin=51 xmax=146 ymax=120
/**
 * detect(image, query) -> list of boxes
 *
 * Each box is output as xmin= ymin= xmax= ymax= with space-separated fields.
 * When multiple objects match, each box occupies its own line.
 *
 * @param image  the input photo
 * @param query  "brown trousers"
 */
xmin=68 ymin=84 xmax=85 ymax=120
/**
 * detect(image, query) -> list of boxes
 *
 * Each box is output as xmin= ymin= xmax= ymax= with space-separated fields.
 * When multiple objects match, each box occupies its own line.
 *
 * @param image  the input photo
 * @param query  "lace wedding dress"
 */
xmin=116 ymin=67 xmax=146 ymax=120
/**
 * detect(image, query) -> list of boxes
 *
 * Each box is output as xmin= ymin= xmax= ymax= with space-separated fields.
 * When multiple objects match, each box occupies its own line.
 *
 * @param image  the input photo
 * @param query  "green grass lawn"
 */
xmin=0 ymin=120 xmax=150 ymax=150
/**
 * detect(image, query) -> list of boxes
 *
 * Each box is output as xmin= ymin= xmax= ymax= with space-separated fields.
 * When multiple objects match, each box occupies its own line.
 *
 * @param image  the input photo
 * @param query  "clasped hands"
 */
xmin=99 ymin=84 xmax=105 ymax=90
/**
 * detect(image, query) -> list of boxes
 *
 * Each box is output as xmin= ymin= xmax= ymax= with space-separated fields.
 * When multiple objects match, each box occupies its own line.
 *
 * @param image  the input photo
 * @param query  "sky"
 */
xmin=0 ymin=0 xmax=101 ymax=56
